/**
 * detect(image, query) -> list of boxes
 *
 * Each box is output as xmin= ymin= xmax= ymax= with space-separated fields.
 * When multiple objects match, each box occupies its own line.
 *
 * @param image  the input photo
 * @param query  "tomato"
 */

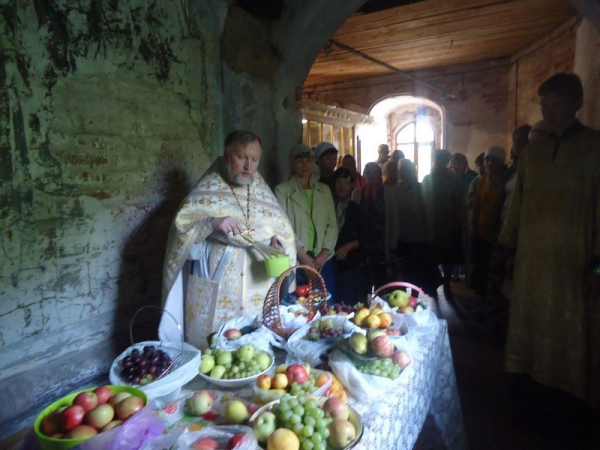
xmin=295 ymin=285 xmax=311 ymax=297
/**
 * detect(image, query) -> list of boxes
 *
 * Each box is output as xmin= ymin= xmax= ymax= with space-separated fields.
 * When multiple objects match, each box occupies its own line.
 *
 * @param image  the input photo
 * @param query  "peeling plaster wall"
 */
xmin=0 ymin=0 xmax=224 ymax=436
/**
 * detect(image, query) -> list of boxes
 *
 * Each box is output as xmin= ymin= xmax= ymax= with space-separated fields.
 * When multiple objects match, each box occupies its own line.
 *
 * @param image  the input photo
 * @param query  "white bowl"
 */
xmin=197 ymin=354 xmax=274 ymax=389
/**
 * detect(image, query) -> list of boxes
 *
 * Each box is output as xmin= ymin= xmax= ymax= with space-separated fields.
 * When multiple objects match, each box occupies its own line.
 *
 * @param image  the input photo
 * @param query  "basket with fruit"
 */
xmin=285 ymin=316 xmax=359 ymax=367
xmin=252 ymin=363 xmax=333 ymax=404
xmin=263 ymin=265 xmax=329 ymax=339
xmin=372 ymin=282 xmax=428 ymax=314
xmin=328 ymin=332 xmax=413 ymax=400
xmin=249 ymin=393 xmax=363 ymax=450
xmin=109 ymin=307 xmax=201 ymax=406
xmin=34 ymin=385 xmax=163 ymax=450
xmin=197 ymin=344 xmax=274 ymax=388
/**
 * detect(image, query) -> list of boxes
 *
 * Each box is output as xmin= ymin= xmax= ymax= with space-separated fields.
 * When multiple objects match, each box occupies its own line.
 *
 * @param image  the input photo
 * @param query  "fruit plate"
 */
xmin=197 ymin=353 xmax=274 ymax=389
xmin=252 ymin=368 xmax=333 ymax=405
xmin=34 ymin=385 xmax=149 ymax=450
xmin=249 ymin=397 xmax=363 ymax=450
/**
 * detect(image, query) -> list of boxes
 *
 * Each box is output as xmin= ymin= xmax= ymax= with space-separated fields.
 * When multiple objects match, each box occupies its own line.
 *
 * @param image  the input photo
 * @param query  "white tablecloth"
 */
xmin=348 ymin=318 xmax=467 ymax=450
xmin=151 ymin=317 xmax=467 ymax=450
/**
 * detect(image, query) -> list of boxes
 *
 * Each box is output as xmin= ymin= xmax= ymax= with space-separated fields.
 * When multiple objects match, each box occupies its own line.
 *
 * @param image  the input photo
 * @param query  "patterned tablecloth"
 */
xmin=347 ymin=318 xmax=467 ymax=450
xmin=151 ymin=316 xmax=467 ymax=450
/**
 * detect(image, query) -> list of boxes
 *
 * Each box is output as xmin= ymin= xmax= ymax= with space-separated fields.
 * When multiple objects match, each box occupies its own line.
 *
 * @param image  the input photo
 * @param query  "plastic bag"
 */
xmin=212 ymin=315 xmax=284 ymax=353
xmin=109 ymin=340 xmax=201 ymax=407
xmin=175 ymin=425 xmax=259 ymax=450
xmin=328 ymin=344 xmax=414 ymax=401
xmin=285 ymin=315 xmax=358 ymax=367
xmin=77 ymin=403 xmax=164 ymax=450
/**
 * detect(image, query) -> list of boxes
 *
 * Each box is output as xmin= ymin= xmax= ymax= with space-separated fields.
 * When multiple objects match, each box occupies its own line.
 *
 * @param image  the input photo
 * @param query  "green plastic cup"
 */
xmin=264 ymin=254 xmax=291 ymax=277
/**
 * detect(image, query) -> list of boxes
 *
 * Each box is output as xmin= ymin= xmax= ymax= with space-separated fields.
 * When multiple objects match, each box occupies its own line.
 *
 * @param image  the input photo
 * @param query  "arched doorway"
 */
xmin=357 ymin=96 xmax=444 ymax=180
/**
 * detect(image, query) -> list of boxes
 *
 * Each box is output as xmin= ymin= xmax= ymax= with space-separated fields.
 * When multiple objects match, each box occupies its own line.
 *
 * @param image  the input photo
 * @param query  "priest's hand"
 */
xmin=270 ymin=235 xmax=284 ymax=251
xmin=583 ymin=271 xmax=600 ymax=299
xmin=211 ymin=216 xmax=244 ymax=235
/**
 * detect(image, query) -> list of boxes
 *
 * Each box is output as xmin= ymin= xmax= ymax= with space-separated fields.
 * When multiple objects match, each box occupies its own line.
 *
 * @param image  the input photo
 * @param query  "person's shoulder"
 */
xmin=275 ymin=178 xmax=294 ymax=191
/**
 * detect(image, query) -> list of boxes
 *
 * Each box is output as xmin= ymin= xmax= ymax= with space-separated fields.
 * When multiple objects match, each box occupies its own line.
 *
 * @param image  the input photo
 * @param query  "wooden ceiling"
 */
xmin=305 ymin=0 xmax=575 ymax=86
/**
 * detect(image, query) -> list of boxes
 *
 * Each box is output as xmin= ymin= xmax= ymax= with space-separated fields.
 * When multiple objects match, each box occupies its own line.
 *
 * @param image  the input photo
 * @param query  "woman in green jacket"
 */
xmin=275 ymin=144 xmax=339 ymax=297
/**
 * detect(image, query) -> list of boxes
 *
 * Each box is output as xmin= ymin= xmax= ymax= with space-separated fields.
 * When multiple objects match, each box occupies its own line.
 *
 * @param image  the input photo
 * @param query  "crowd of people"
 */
xmin=161 ymin=73 xmax=599 ymax=421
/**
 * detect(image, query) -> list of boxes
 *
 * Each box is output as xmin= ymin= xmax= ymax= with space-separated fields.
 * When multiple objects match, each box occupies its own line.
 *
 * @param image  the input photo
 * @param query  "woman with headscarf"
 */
xmin=352 ymin=162 xmax=400 ymax=291
xmin=275 ymin=144 xmax=339 ymax=297
xmin=330 ymin=167 xmax=366 ymax=305
xmin=396 ymin=159 xmax=442 ymax=297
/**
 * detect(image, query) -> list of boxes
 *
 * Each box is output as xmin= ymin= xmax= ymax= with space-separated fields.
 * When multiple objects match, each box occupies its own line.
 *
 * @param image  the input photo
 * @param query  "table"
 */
xmin=159 ymin=317 xmax=467 ymax=450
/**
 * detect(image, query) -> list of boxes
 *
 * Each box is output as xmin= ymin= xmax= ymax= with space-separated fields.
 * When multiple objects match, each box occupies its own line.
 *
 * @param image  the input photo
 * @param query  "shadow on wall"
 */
xmin=113 ymin=168 xmax=191 ymax=351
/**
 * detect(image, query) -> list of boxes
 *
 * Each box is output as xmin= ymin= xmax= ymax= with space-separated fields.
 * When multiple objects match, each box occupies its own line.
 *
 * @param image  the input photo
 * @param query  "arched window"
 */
xmin=396 ymin=121 xmax=435 ymax=181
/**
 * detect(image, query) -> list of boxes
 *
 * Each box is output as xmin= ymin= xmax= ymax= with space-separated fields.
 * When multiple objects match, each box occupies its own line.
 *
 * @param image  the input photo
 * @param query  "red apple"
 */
xmin=295 ymin=285 xmax=311 ymax=297
xmin=322 ymin=396 xmax=349 ymax=420
xmin=226 ymin=432 xmax=246 ymax=450
xmin=85 ymin=403 xmax=115 ymax=429
xmin=223 ymin=328 xmax=242 ymax=340
xmin=61 ymin=405 xmax=85 ymax=432
xmin=41 ymin=410 xmax=61 ymax=436
xmin=73 ymin=392 xmax=98 ymax=412
xmin=114 ymin=395 xmax=144 ymax=420
xmin=65 ymin=424 xmax=97 ymax=439
xmin=93 ymin=386 xmax=113 ymax=405
xmin=392 ymin=350 xmax=412 ymax=369
xmin=285 ymin=364 xmax=309 ymax=385
xmin=191 ymin=437 xmax=219 ymax=450
xmin=409 ymin=296 xmax=418 ymax=309
xmin=101 ymin=420 xmax=123 ymax=432
xmin=371 ymin=335 xmax=394 ymax=358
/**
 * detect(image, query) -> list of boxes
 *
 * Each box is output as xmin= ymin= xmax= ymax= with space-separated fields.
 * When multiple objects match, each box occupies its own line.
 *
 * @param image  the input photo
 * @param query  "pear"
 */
xmin=349 ymin=333 xmax=368 ymax=355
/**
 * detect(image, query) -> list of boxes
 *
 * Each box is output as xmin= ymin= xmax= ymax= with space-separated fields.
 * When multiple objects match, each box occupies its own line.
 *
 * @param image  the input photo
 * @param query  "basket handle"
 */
xmin=373 ymin=281 xmax=425 ymax=298
xmin=129 ymin=305 xmax=184 ymax=355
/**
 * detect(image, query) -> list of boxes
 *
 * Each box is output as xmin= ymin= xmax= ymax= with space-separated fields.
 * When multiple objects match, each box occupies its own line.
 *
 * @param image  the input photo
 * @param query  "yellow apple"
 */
xmin=377 ymin=312 xmax=392 ymax=328
xmin=353 ymin=309 xmax=370 ymax=326
xmin=275 ymin=364 xmax=287 ymax=374
xmin=315 ymin=373 xmax=329 ymax=387
xmin=256 ymin=374 xmax=272 ymax=390
xmin=365 ymin=313 xmax=381 ymax=329
xmin=272 ymin=373 xmax=288 ymax=390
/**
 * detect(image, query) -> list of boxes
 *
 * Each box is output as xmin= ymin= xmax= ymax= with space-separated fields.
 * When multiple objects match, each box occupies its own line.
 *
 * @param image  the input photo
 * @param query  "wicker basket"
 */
xmin=262 ymin=265 xmax=329 ymax=339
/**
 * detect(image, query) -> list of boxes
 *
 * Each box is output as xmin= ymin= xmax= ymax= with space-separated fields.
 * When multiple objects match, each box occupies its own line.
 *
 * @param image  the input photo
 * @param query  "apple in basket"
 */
xmin=285 ymin=364 xmax=309 ymax=385
xmin=388 ymin=289 xmax=410 ymax=308
xmin=252 ymin=410 xmax=277 ymax=443
xmin=371 ymin=335 xmax=394 ymax=358
xmin=224 ymin=328 xmax=242 ymax=340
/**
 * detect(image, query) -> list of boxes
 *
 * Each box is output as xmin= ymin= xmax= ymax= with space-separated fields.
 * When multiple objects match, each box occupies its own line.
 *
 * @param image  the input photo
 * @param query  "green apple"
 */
xmin=388 ymin=289 xmax=410 ymax=308
xmin=252 ymin=411 xmax=277 ymax=443
xmin=367 ymin=329 xmax=386 ymax=343
xmin=199 ymin=355 xmax=215 ymax=374
xmin=224 ymin=400 xmax=250 ymax=424
xmin=349 ymin=333 xmax=367 ymax=354
xmin=254 ymin=352 xmax=272 ymax=371
xmin=216 ymin=351 xmax=233 ymax=366
xmin=209 ymin=365 xmax=226 ymax=379
xmin=236 ymin=344 xmax=256 ymax=362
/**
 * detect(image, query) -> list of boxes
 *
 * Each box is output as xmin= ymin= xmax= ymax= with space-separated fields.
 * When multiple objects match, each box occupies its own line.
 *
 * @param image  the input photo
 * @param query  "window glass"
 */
xmin=396 ymin=123 xmax=415 ymax=143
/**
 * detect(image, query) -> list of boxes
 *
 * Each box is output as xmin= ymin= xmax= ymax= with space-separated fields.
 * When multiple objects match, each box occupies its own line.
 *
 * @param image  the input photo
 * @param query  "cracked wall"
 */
xmin=0 ymin=0 xmax=223 ymax=432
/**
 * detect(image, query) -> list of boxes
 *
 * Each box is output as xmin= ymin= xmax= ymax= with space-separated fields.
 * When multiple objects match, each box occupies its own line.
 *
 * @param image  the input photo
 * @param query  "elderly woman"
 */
xmin=352 ymin=162 xmax=400 ymax=290
xmin=275 ymin=144 xmax=339 ymax=296
xmin=331 ymin=167 xmax=366 ymax=305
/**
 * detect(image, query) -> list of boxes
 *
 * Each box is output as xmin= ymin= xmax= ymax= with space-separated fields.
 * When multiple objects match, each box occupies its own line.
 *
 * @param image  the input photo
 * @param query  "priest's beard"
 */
xmin=226 ymin=164 xmax=254 ymax=186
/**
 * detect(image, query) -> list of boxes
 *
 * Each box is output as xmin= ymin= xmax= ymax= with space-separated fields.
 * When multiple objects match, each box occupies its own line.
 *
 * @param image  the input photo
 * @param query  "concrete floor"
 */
xmin=426 ymin=281 xmax=598 ymax=450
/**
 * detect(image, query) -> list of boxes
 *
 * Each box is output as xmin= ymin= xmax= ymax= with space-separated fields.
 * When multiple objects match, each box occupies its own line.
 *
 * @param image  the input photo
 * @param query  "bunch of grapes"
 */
xmin=330 ymin=302 xmax=354 ymax=314
xmin=355 ymin=358 xmax=401 ymax=380
xmin=120 ymin=345 xmax=173 ymax=385
xmin=305 ymin=319 xmax=344 ymax=341
xmin=289 ymin=374 xmax=319 ymax=396
xmin=221 ymin=359 xmax=262 ymax=379
xmin=272 ymin=394 xmax=332 ymax=450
